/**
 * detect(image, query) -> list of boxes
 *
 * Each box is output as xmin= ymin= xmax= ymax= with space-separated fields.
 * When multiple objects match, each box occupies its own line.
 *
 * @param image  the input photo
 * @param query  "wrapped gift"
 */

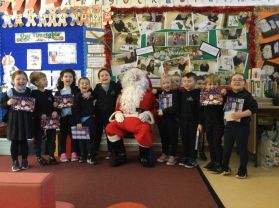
xmin=41 ymin=117 xmax=60 ymax=129
xmin=158 ymin=93 xmax=173 ymax=110
xmin=71 ymin=126 xmax=90 ymax=140
xmin=54 ymin=94 xmax=73 ymax=108
xmin=11 ymin=96 xmax=35 ymax=112
xmin=200 ymin=88 xmax=223 ymax=106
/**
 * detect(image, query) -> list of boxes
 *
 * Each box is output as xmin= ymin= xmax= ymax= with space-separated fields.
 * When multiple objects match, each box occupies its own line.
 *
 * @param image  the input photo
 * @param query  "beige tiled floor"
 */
xmin=200 ymin=152 xmax=279 ymax=208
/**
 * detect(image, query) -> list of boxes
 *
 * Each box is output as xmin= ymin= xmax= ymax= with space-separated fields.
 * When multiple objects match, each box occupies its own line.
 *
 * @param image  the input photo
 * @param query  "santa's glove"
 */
xmin=115 ymin=112 xmax=124 ymax=123
xmin=139 ymin=111 xmax=151 ymax=123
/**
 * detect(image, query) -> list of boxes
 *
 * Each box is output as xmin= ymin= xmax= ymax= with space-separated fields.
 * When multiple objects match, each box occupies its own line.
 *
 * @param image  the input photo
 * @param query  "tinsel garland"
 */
xmin=111 ymin=6 xmax=254 ymax=14
xmin=105 ymin=6 xmax=256 ymax=70
xmin=248 ymin=11 xmax=256 ymax=69
xmin=104 ymin=23 xmax=112 ymax=69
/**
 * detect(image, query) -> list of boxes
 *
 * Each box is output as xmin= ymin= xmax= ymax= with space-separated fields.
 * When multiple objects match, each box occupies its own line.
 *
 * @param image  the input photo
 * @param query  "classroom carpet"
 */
xmin=0 ymin=153 xmax=224 ymax=208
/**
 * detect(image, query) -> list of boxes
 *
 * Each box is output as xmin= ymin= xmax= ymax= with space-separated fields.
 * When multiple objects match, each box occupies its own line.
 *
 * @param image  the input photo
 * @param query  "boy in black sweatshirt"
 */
xmin=178 ymin=72 xmax=200 ymax=168
xmin=198 ymin=74 xmax=224 ymax=172
xmin=222 ymin=73 xmax=257 ymax=179
xmin=92 ymin=68 xmax=123 ymax=159
xmin=74 ymin=78 xmax=97 ymax=164
xmin=30 ymin=72 xmax=58 ymax=165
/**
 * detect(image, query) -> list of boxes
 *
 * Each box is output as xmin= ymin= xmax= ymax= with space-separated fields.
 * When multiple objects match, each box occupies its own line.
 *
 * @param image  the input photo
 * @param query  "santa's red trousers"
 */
xmin=106 ymin=117 xmax=154 ymax=147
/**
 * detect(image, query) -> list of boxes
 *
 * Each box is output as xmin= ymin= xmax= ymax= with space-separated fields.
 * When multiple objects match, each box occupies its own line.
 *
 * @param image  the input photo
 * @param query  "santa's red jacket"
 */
xmin=106 ymin=89 xmax=157 ymax=147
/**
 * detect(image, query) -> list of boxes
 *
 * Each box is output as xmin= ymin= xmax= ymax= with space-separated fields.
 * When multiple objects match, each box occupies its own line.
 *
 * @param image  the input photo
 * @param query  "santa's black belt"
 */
xmin=136 ymin=108 xmax=144 ymax=113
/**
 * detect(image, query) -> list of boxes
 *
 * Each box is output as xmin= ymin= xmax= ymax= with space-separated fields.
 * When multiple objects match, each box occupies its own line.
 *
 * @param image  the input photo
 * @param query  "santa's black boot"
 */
xmin=118 ymin=139 xmax=127 ymax=163
xmin=139 ymin=146 xmax=155 ymax=168
xmin=110 ymin=140 xmax=126 ymax=167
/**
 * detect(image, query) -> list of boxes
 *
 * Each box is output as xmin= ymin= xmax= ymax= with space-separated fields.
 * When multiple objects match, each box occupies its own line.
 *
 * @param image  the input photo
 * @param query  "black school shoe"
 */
xmin=48 ymin=157 xmax=58 ymax=165
xmin=209 ymin=165 xmax=223 ymax=174
xmin=236 ymin=169 xmax=248 ymax=179
xmin=21 ymin=159 xmax=29 ymax=170
xmin=79 ymin=155 xmax=87 ymax=163
xmin=87 ymin=155 xmax=97 ymax=165
xmin=204 ymin=161 xmax=215 ymax=170
xmin=12 ymin=160 xmax=21 ymax=172
xmin=37 ymin=157 xmax=48 ymax=166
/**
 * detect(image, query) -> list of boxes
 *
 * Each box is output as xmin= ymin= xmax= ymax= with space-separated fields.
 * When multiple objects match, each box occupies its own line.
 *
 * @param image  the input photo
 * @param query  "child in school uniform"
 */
xmin=55 ymin=69 xmax=80 ymax=162
xmin=195 ymin=75 xmax=207 ymax=161
xmin=92 ymin=68 xmax=124 ymax=159
xmin=221 ymin=73 xmax=257 ymax=179
xmin=178 ymin=72 xmax=200 ymax=168
xmin=171 ymin=73 xmax=181 ymax=90
xmin=156 ymin=75 xmax=179 ymax=165
xmin=73 ymin=77 xmax=97 ymax=164
xmin=30 ymin=72 xmax=58 ymax=166
xmin=198 ymin=74 xmax=224 ymax=172
xmin=0 ymin=71 xmax=33 ymax=171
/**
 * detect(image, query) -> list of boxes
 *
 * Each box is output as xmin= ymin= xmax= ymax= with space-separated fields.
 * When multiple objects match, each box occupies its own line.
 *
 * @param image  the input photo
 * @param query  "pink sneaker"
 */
xmin=60 ymin=153 xmax=68 ymax=162
xmin=71 ymin=152 xmax=78 ymax=162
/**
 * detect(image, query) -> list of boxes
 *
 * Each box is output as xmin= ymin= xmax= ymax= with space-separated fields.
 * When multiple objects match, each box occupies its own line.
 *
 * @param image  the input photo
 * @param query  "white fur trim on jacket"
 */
xmin=107 ymin=134 xmax=121 ymax=142
xmin=109 ymin=111 xmax=123 ymax=123
xmin=109 ymin=111 xmax=155 ymax=125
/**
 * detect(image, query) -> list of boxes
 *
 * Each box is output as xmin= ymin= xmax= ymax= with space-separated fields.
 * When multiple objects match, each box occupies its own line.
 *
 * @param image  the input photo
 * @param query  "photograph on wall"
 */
xmin=188 ymin=47 xmax=204 ymax=60
xmin=193 ymin=13 xmax=217 ymax=32
xmin=137 ymin=13 xmax=165 ymax=34
xmin=167 ymin=32 xmax=187 ymax=47
xmin=226 ymin=15 xmax=241 ymax=28
xmin=218 ymin=49 xmax=248 ymax=73
xmin=216 ymin=71 xmax=233 ymax=85
xmin=27 ymin=49 xmax=41 ymax=70
xmin=218 ymin=49 xmax=235 ymax=71
xmin=113 ymin=32 xmax=140 ymax=53
xmin=165 ymin=12 xmax=193 ymax=30
xmin=238 ymin=12 xmax=251 ymax=28
xmin=262 ymin=61 xmax=279 ymax=82
xmin=259 ymin=14 xmax=279 ymax=38
xmin=111 ymin=14 xmax=139 ymax=33
xmin=48 ymin=43 xmax=77 ymax=64
xmin=146 ymin=32 xmax=166 ymax=47
xmin=190 ymin=59 xmax=218 ymax=74
xmin=233 ymin=51 xmax=248 ymax=73
xmin=111 ymin=54 xmax=137 ymax=76
xmin=176 ymin=56 xmax=191 ymax=74
xmin=188 ymin=31 xmax=208 ymax=46
xmin=162 ymin=56 xmax=191 ymax=75
xmin=137 ymin=56 xmax=161 ymax=77
xmin=206 ymin=12 xmax=224 ymax=26
xmin=260 ymin=39 xmax=279 ymax=60
xmin=137 ymin=12 xmax=165 ymax=24
xmin=217 ymin=28 xmax=247 ymax=49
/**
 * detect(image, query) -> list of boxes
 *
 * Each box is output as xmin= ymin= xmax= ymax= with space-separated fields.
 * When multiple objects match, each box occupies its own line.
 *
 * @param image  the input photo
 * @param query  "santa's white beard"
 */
xmin=120 ymin=85 xmax=145 ymax=114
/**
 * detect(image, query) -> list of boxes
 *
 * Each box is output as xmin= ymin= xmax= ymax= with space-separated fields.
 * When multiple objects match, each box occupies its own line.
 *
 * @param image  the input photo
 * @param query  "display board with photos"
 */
xmin=257 ymin=9 xmax=279 ymax=85
xmin=109 ymin=9 xmax=252 ymax=86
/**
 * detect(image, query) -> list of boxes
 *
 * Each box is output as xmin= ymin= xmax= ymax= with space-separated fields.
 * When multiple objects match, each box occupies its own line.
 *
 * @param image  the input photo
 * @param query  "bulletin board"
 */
xmin=107 ymin=6 xmax=255 ymax=85
xmin=0 ymin=24 xmax=85 ymax=83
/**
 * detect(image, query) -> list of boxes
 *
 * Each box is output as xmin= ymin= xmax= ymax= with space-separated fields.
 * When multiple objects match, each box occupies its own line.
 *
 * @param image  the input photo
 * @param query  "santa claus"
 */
xmin=106 ymin=68 xmax=157 ymax=167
